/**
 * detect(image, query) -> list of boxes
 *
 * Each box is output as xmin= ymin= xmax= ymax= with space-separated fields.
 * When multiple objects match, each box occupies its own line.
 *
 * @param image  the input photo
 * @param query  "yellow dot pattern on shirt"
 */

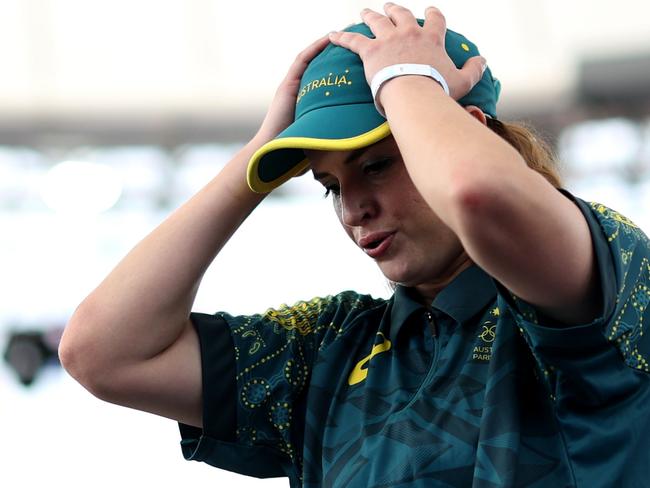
xmin=284 ymin=358 xmax=309 ymax=388
xmin=236 ymin=340 xmax=291 ymax=380
xmin=461 ymin=43 xmax=470 ymax=52
xmin=242 ymin=328 xmax=266 ymax=355
xmin=269 ymin=401 xmax=292 ymax=431
xmin=278 ymin=440 xmax=296 ymax=465
xmin=240 ymin=378 xmax=271 ymax=408
xmin=610 ymin=258 xmax=650 ymax=372
xmin=593 ymin=203 xmax=640 ymax=243
xmin=511 ymin=292 xmax=539 ymax=325
xmin=236 ymin=426 xmax=257 ymax=443
xmin=621 ymin=249 xmax=634 ymax=267
xmin=235 ymin=313 xmax=328 ymax=383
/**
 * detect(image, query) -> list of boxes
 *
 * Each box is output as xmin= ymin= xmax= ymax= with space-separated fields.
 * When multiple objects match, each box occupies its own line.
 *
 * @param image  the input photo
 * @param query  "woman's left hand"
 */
xmin=328 ymin=2 xmax=485 ymax=101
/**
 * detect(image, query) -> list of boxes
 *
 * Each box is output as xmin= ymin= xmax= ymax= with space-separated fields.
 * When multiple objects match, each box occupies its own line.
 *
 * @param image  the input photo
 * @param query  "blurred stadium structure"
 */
xmin=3 ymin=326 xmax=62 ymax=385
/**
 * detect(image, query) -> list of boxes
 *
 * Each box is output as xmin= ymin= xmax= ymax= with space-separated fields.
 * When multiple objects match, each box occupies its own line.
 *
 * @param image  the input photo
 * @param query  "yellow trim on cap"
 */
xmin=247 ymin=122 xmax=391 ymax=193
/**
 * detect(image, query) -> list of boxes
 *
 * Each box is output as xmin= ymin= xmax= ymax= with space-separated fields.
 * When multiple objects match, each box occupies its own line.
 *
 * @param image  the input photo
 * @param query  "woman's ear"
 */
xmin=463 ymin=105 xmax=488 ymax=126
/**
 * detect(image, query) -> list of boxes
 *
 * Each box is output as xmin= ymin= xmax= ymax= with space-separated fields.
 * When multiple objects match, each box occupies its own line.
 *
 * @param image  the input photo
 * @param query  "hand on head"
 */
xmin=255 ymin=34 xmax=331 ymax=143
xmin=328 ymin=3 xmax=486 ymax=102
xmin=247 ymin=3 xmax=498 ymax=194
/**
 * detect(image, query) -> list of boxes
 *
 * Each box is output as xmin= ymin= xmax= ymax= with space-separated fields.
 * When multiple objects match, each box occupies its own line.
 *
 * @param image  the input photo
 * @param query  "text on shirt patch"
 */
xmin=473 ymin=307 xmax=499 ymax=361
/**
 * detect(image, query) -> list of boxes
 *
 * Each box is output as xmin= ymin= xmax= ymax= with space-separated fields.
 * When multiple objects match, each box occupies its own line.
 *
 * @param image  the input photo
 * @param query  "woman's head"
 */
xmin=247 ymin=22 xmax=501 ymax=194
xmin=305 ymin=133 xmax=471 ymax=290
xmin=245 ymin=19 xmax=563 ymax=290
xmin=304 ymin=107 xmax=563 ymax=291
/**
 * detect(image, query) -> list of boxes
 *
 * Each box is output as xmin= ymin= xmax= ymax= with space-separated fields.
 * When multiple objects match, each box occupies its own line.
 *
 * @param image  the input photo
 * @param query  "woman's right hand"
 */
xmin=254 ymin=34 xmax=331 ymax=144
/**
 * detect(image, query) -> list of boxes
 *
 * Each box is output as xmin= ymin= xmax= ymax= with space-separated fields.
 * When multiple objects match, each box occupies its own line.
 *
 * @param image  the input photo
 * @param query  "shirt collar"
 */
xmin=389 ymin=264 xmax=497 ymax=341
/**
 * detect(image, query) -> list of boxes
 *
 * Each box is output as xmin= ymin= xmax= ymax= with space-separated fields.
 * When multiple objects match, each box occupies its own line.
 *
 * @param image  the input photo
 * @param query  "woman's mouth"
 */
xmin=359 ymin=232 xmax=395 ymax=259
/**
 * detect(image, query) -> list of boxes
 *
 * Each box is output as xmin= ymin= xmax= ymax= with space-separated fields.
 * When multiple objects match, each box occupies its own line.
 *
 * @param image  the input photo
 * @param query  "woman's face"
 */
xmin=305 ymin=135 xmax=471 ymax=294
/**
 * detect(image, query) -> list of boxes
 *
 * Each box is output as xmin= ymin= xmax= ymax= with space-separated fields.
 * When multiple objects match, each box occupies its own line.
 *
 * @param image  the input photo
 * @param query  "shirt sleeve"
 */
xmin=491 ymin=188 xmax=650 ymax=404
xmin=177 ymin=291 xmax=375 ymax=485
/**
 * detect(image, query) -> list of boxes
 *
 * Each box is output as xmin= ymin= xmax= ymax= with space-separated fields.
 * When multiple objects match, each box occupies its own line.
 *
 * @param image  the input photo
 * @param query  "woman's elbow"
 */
xmin=59 ymin=311 xmax=116 ymax=400
xmin=441 ymin=165 xmax=498 ymax=234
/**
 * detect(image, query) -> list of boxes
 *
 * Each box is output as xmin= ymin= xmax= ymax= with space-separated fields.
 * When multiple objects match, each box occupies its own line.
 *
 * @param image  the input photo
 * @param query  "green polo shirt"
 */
xmin=178 ymin=188 xmax=650 ymax=487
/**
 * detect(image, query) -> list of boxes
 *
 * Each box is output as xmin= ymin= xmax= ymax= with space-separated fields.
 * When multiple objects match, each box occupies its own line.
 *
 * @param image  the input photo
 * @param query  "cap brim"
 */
xmin=247 ymin=103 xmax=390 ymax=193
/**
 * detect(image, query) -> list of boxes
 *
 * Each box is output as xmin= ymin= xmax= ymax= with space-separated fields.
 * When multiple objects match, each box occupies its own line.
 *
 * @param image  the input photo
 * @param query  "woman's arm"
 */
xmin=58 ymin=34 xmax=331 ymax=428
xmin=381 ymin=76 xmax=601 ymax=327
xmin=59 ymin=141 xmax=265 ymax=426
xmin=330 ymin=4 xmax=601 ymax=326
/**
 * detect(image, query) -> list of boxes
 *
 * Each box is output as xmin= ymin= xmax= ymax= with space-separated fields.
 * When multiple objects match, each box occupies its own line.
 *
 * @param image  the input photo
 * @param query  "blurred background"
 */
xmin=2 ymin=0 xmax=650 ymax=486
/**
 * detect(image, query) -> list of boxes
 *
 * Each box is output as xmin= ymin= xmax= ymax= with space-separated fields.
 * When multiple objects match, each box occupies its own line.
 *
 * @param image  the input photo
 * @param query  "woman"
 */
xmin=59 ymin=4 xmax=650 ymax=487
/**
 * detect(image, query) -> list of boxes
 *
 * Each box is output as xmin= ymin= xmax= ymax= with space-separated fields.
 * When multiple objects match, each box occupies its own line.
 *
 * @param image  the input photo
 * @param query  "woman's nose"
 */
xmin=339 ymin=185 xmax=378 ymax=227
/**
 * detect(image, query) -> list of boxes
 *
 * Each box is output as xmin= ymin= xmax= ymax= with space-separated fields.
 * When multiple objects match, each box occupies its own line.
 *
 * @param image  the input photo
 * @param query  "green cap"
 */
xmin=247 ymin=21 xmax=501 ymax=193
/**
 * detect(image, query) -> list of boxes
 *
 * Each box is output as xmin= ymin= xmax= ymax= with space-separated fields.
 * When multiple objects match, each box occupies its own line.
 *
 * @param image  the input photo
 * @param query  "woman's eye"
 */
xmin=363 ymin=158 xmax=391 ymax=174
xmin=323 ymin=185 xmax=340 ymax=199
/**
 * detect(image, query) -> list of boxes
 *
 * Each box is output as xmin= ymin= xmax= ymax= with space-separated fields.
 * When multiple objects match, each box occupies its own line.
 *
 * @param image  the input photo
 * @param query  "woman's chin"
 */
xmin=377 ymin=258 xmax=450 ymax=290
xmin=377 ymin=263 xmax=421 ymax=287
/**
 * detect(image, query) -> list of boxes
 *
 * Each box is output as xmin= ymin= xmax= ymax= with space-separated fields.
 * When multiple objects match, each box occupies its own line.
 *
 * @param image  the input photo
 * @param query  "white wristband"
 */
xmin=370 ymin=63 xmax=450 ymax=118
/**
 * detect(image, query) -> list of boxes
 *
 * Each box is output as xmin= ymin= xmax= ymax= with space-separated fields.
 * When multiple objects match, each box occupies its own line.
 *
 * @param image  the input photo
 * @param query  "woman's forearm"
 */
xmin=60 ymin=137 xmax=268 ymax=368
xmin=380 ymin=76 xmax=525 ymax=230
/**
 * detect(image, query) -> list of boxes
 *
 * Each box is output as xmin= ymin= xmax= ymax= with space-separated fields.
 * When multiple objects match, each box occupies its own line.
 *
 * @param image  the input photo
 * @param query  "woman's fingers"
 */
xmin=332 ymin=3 xmax=487 ymax=101
xmin=383 ymin=2 xmax=417 ymax=26
xmin=360 ymin=7 xmax=395 ymax=35
xmin=456 ymin=55 xmax=487 ymax=97
xmin=328 ymin=31 xmax=370 ymax=55
xmin=422 ymin=6 xmax=446 ymax=40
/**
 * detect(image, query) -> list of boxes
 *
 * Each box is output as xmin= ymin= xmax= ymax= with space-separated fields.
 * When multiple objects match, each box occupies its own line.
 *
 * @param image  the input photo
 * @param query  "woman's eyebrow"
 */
xmin=312 ymin=147 xmax=369 ymax=180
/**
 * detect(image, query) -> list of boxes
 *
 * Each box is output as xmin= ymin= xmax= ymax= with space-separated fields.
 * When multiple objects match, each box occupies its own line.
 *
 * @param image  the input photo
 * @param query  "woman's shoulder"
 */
xmin=257 ymin=290 xmax=389 ymax=323
xmin=559 ymin=188 xmax=648 ymax=243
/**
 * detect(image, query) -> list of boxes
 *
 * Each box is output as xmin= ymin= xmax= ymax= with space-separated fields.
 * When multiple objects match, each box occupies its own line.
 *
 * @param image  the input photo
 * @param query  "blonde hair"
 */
xmin=486 ymin=117 xmax=563 ymax=188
